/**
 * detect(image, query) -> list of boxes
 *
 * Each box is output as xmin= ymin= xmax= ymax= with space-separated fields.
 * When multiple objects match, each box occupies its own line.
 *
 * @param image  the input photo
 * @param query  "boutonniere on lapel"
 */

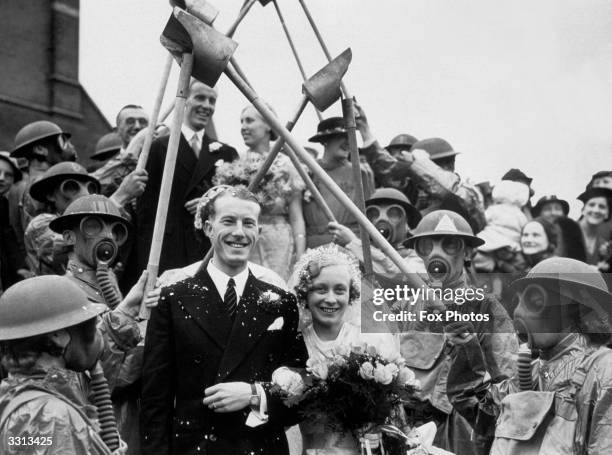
xmin=257 ymin=290 xmax=283 ymax=313
xmin=209 ymin=141 xmax=223 ymax=153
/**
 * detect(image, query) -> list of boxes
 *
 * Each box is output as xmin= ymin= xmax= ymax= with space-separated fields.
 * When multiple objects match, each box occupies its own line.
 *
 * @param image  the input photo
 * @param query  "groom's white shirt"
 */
xmin=207 ymin=260 xmax=249 ymax=303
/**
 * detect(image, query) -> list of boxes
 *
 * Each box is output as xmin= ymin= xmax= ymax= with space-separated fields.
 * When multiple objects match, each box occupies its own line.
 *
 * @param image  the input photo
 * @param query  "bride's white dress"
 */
xmin=300 ymin=322 xmax=400 ymax=455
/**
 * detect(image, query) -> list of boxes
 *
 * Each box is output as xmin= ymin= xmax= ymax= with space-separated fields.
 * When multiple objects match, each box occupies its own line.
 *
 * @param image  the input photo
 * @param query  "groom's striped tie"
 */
xmin=224 ymin=278 xmax=237 ymax=317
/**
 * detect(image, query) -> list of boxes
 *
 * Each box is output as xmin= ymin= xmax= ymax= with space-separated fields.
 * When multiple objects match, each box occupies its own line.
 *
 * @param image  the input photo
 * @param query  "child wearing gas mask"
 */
xmin=399 ymin=210 xmax=517 ymax=455
xmin=445 ymin=257 xmax=612 ymax=454
xmin=0 ymin=276 xmax=131 ymax=454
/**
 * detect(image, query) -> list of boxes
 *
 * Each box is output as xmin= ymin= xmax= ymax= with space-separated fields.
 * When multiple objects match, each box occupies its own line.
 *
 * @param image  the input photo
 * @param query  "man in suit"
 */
xmin=140 ymin=186 xmax=308 ymax=455
xmin=137 ymin=81 xmax=238 ymax=274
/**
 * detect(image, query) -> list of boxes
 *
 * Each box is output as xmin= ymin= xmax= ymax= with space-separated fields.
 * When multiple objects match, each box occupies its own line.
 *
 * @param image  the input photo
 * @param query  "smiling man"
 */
xmin=137 ymin=81 xmax=238 ymax=273
xmin=140 ymin=185 xmax=308 ymax=455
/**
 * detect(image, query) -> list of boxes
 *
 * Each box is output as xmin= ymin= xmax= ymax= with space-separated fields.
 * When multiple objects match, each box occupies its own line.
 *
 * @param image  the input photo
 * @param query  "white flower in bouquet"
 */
xmin=384 ymin=363 xmax=399 ymax=379
xmin=333 ymin=343 xmax=350 ymax=357
xmin=373 ymin=362 xmax=394 ymax=385
xmin=332 ymin=355 xmax=347 ymax=367
xmin=351 ymin=341 xmax=368 ymax=354
xmin=306 ymin=358 xmax=329 ymax=380
xmin=397 ymin=366 xmax=417 ymax=387
xmin=272 ymin=367 xmax=305 ymax=396
xmin=358 ymin=361 xmax=375 ymax=380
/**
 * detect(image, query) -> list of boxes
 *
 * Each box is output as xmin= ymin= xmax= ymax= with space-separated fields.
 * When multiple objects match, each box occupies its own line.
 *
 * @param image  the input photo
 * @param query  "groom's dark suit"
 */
xmin=140 ymin=267 xmax=308 ymax=455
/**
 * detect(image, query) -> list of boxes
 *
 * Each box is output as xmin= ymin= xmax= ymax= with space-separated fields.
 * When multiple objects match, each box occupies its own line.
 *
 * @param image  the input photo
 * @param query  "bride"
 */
xmin=291 ymin=245 xmax=400 ymax=454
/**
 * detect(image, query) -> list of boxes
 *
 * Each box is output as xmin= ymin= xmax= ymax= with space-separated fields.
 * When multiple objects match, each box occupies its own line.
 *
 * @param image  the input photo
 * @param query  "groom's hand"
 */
xmin=203 ymin=382 xmax=251 ymax=413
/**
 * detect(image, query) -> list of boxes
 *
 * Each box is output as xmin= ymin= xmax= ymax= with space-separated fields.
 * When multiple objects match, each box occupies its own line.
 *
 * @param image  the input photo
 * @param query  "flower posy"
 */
xmin=272 ymin=367 xmax=306 ymax=396
xmin=257 ymin=290 xmax=282 ymax=313
xmin=209 ymin=141 xmax=223 ymax=152
xmin=306 ymin=358 xmax=329 ymax=380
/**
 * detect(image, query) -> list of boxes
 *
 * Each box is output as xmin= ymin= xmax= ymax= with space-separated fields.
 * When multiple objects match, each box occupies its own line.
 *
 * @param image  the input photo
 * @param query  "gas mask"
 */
xmin=366 ymin=203 xmax=408 ymax=245
xmin=513 ymin=283 xmax=569 ymax=349
xmin=73 ymin=216 xmax=128 ymax=268
xmin=414 ymin=235 xmax=466 ymax=287
xmin=62 ymin=318 xmax=104 ymax=372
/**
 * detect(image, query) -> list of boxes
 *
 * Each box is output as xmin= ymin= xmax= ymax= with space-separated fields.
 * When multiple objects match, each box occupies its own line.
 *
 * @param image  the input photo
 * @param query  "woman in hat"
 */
xmin=213 ymin=104 xmax=305 ymax=280
xmin=303 ymin=117 xmax=375 ymax=249
xmin=576 ymin=187 xmax=612 ymax=269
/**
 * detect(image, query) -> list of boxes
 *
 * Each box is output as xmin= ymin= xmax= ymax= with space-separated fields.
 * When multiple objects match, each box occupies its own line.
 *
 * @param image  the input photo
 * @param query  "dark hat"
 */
xmin=0 ymin=151 xmax=22 ymax=183
xmin=410 ymin=138 xmax=459 ymax=161
xmin=366 ymin=187 xmax=422 ymax=228
xmin=49 ymin=194 xmax=129 ymax=233
xmin=590 ymin=170 xmax=612 ymax=182
xmin=502 ymin=168 xmax=533 ymax=186
xmin=577 ymin=187 xmax=612 ymax=204
xmin=532 ymin=195 xmax=569 ymax=217
xmin=308 ymin=117 xmax=348 ymax=143
xmin=29 ymin=162 xmax=100 ymax=203
xmin=385 ymin=134 xmax=418 ymax=152
xmin=91 ymin=132 xmax=122 ymax=161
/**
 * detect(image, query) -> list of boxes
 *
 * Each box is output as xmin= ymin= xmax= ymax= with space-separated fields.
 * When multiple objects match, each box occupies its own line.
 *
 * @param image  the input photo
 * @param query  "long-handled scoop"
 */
xmin=138 ymin=8 xmax=238 ymax=319
xmin=296 ymin=0 xmax=374 ymax=277
xmin=171 ymin=8 xmax=425 ymax=288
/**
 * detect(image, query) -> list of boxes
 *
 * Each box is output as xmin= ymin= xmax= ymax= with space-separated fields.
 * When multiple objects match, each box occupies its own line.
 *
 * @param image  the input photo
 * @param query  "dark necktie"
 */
xmin=224 ymin=278 xmax=237 ymax=317
xmin=190 ymin=133 xmax=200 ymax=158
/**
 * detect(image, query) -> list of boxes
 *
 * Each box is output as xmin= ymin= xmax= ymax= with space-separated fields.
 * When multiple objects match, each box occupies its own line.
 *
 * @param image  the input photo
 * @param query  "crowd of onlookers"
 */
xmin=1 ymin=80 xmax=612 ymax=455
xmin=1 ymin=80 xmax=611 ymax=302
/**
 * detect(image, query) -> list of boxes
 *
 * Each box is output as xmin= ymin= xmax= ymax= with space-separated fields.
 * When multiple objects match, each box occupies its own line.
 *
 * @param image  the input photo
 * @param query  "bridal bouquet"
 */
xmin=213 ymin=154 xmax=295 ymax=207
xmin=271 ymin=343 xmax=420 ymax=434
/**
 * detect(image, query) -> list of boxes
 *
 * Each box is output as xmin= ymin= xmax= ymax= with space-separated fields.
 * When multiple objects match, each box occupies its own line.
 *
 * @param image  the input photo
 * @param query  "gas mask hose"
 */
xmin=517 ymin=345 xmax=533 ymax=391
xmin=95 ymin=263 xmax=122 ymax=309
xmin=90 ymin=362 xmax=120 ymax=451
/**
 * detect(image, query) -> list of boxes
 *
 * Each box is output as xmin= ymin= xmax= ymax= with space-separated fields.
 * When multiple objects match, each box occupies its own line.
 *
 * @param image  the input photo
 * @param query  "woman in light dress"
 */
xmin=240 ymin=105 xmax=305 ymax=280
xmin=291 ymin=245 xmax=399 ymax=454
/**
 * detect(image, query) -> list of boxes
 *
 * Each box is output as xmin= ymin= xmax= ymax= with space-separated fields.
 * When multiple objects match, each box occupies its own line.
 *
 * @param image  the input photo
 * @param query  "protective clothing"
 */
xmin=0 ymin=368 xmax=126 ymax=455
xmin=447 ymin=258 xmax=612 ymax=454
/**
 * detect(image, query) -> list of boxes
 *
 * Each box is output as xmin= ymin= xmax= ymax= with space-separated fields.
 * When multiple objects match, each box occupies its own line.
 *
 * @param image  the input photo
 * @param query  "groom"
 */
xmin=140 ymin=186 xmax=308 ymax=455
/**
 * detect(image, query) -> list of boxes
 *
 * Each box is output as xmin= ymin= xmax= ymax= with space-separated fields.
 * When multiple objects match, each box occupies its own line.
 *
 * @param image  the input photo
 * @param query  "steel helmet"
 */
xmin=405 ymin=210 xmax=484 ymax=248
xmin=29 ymin=162 xmax=101 ymax=203
xmin=410 ymin=137 xmax=459 ymax=161
xmin=0 ymin=276 xmax=106 ymax=341
xmin=49 ymin=194 xmax=130 ymax=233
xmin=11 ymin=120 xmax=70 ymax=158
xmin=366 ymin=187 xmax=422 ymax=228
xmin=385 ymin=133 xmax=418 ymax=152
xmin=91 ymin=132 xmax=122 ymax=161
xmin=510 ymin=257 xmax=611 ymax=304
